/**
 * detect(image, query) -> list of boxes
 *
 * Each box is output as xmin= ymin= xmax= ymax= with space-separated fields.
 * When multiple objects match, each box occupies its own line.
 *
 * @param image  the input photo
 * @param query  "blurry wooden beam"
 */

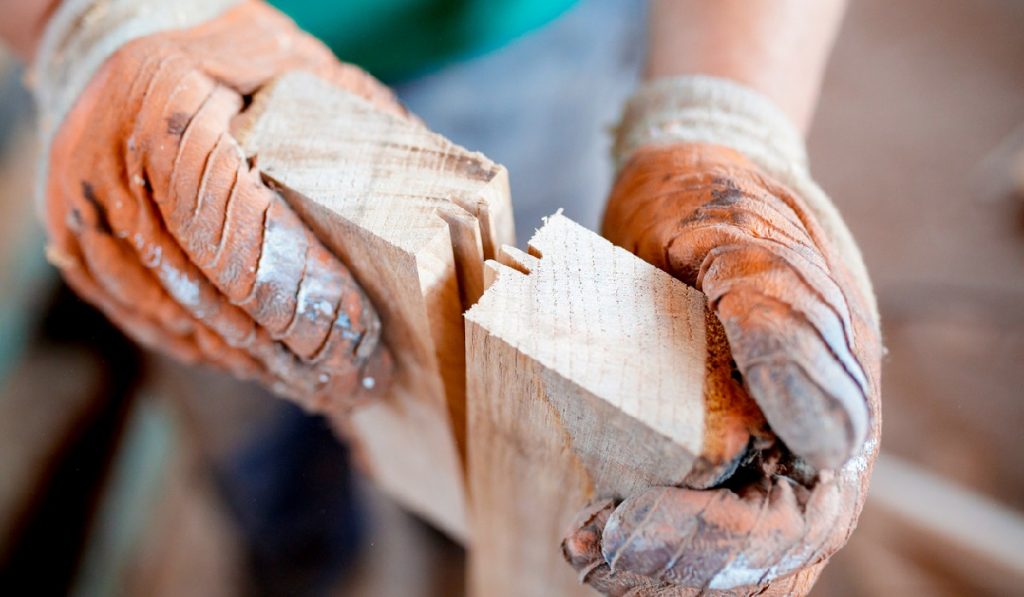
xmin=868 ymin=454 xmax=1024 ymax=585
xmin=0 ymin=347 xmax=104 ymax=563
xmin=71 ymin=396 xmax=244 ymax=597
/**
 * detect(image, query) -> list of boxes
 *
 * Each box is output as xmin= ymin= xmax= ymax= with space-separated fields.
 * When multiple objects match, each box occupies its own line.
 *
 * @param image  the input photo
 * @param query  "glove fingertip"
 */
xmin=562 ymin=499 xmax=615 ymax=571
xmin=602 ymin=487 xmax=714 ymax=578
xmin=745 ymin=360 xmax=867 ymax=471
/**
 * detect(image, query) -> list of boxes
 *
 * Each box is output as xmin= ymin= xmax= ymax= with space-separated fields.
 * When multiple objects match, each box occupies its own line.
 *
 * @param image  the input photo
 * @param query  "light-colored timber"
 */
xmin=235 ymin=71 xmax=515 ymax=540
xmin=465 ymin=213 xmax=752 ymax=596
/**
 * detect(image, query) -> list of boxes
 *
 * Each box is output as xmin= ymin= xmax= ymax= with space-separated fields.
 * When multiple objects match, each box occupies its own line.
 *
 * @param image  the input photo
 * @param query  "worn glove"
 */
xmin=34 ymin=0 xmax=398 ymax=415
xmin=563 ymin=77 xmax=882 ymax=595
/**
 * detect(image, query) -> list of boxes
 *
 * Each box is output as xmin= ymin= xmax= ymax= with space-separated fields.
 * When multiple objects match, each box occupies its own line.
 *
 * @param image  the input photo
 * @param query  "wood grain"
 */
xmin=465 ymin=213 xmax=755 ymax=596
xmin=234 ymin=72 xmax=514 ymax=540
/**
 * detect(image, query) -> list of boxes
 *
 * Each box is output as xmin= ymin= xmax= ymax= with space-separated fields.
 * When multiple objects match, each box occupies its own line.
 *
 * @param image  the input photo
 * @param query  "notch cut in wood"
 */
xmin=233 ymin=71 xmax=514 ymax=540
xmin=465 ymin=213 xmax=761 ymax=596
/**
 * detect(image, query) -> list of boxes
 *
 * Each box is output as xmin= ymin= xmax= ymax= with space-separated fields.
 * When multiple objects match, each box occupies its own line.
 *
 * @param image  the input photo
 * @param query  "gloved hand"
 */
xmin=35 ymin=0 xmax=400 ymax=414
xmin=563 ymin=77 xmax=882 ymax=595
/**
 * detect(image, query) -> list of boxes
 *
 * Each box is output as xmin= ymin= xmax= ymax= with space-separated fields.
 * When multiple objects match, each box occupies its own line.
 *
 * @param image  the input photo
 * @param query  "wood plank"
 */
xmin=814 ymin=454 xmax=1024 ymax=596
xmin=465 ymin=213 xmax=754 ymax=596
xmin=234 ymin=71 xmax=514 ymax=541
xmin=0 ymin=348 xmax=104 ymax=562
xmin=868 ymin=455 xmax=1024 ymax=582
xmin=71 ymin=396 xmax=244 ymax=597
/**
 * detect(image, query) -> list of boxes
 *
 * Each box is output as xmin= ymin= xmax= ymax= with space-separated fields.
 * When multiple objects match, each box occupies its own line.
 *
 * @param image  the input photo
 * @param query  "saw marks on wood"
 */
xmin=466 ymin=213 xmax=747 ymax=596
xmin=234 ymin=72 xmax=514 ymax=540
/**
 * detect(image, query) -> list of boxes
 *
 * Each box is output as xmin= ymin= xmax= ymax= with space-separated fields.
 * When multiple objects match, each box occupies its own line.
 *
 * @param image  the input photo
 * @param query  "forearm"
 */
xmin=0 ymin=0 xmax=61 ymax=61
xmin=646 ymin=0 xmax=847 ymax=134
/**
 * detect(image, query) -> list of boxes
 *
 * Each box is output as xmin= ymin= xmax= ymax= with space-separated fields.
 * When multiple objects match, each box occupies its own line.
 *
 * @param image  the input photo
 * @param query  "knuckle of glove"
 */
xmin=43 ymin=3 xmax=400 ymax=412
xmin=565 ymin=477 xmax=855 ymax=595
xmin=603 ymin=143 xmax=880 ymax=472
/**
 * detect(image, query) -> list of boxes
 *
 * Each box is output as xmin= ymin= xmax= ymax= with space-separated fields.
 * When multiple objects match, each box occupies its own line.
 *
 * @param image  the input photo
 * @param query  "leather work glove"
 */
xmin=31 ymin=0 xmax=399 ymax=415
xmin=563 ymin=77 xmax=882 ymax=595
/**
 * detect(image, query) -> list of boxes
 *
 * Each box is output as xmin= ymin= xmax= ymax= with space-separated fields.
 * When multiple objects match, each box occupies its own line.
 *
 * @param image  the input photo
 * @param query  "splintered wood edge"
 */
xmin=229 ymin=69 xmax=517 ymax=541
xmin=468 ymin=213 xmax=710 ymax=464
xmin=234 ymin=70 xmax=514 ymax=309
xmin=234 ymin=67 xmax=516 ymax=451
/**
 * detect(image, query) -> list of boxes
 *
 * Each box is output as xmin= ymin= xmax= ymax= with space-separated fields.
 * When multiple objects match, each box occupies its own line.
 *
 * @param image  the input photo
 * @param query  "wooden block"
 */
xmin=234 ymin=72 xmax=514 ymax=540
xmin=465 ymin=213 xmax=752 ymax=596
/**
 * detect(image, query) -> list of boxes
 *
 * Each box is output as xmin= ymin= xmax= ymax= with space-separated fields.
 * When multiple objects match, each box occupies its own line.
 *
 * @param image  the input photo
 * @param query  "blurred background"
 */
xmin=1 ymin=0 xmax=1022 ymax=595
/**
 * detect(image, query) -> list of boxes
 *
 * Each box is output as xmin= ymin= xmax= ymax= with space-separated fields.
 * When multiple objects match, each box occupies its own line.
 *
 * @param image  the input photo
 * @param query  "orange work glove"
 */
xmin=563 ymin=77 xmax=882 ymax=596
xmin=34 ymin=0 xmax=401 ymax=416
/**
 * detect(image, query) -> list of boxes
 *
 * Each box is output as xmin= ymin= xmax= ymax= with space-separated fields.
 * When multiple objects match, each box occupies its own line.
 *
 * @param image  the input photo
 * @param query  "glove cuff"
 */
xmin=32 ymin=0 xmax=242 ymax=136
xmin=29 ymin=0 xmax=241 ymax=214
xmin=614 ymin=75 xmax=878 ymax=323
xmin=614 ymin=75 xmax=807 ymax=178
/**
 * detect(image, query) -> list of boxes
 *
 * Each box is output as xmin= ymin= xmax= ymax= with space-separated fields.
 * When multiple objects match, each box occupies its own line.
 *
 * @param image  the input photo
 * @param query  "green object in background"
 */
xmin=269 ymin=0 xmax=578 ymax=81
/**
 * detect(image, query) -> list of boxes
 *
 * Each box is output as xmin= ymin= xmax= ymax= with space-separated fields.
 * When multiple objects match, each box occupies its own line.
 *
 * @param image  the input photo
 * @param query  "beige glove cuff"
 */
xmin=33 ymin=0 xmax=241 ymax=134
xmin=30 ymin=0 xmax=241 ymax=209
xmin=614 ymin=75 xmax=878 ymax=322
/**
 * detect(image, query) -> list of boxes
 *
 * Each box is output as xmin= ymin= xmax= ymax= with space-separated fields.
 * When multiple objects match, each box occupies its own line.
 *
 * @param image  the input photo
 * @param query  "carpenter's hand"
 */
xmin=42 ymin=2 xmax=401 ymax=414
xmin=563 ymin=143 xmax=882 ymax=595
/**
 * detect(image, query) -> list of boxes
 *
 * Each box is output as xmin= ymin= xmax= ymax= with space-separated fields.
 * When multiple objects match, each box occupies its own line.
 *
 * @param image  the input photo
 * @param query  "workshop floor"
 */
xmin=0 ymin=0 xmax=1021 ymax=595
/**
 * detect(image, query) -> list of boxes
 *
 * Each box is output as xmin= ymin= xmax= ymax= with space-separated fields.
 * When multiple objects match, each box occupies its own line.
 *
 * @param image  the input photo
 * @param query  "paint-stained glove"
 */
xmin=34 ymin=0 xmax=399 ymax=414
xmin=563 ymin=77 xmax=882 ymax=596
